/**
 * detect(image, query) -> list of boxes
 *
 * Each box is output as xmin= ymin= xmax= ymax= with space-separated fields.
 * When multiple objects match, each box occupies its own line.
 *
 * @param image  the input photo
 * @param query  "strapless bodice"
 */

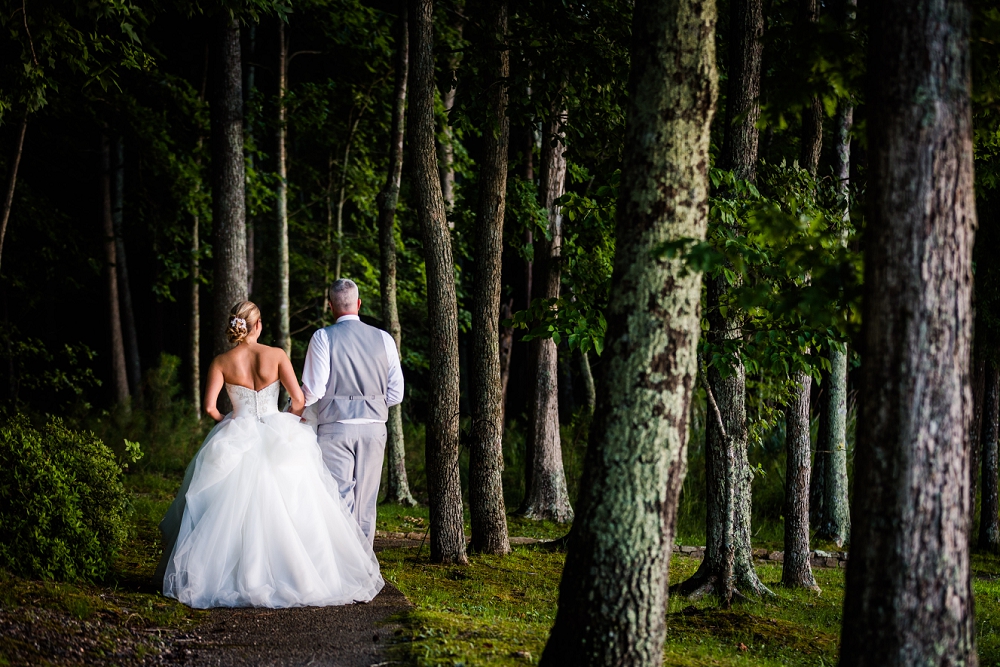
xmin=226 ymin=381 xmax=280 ymax=421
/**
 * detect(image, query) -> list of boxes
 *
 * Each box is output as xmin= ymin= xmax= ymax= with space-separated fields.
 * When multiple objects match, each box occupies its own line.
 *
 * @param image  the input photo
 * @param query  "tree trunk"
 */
xmin=498 ymin=297 xmax=514 ymax=422
xmin=276 ymin=20 xmax=291 ymax=357
xmin=210 ymin=16 xmax=248 ymax=356
xmin=101 ymin=132 xmax=130 ymax=406
xmin=839 ymin=0 xmax=977 ymax=662
xmin=580 ymin=350 xmax=596 ymax=414
xmin=800 ymin=0 xmax=823 ymax=176
xmin=469 ymin=0 xmax=511 ymax=556
xmin=408 ymin=0 xmax=467 ymax=565
xmin=378 ymin=4 xmax=417 ymax=508
xmin=816 ymin=346 xmax=850 ymax=544
xmin=539 ymin=0 xmax=716 ymax=658
xmin=782 ymin=370 xmax=819 ymax=589
xmin=677 ymin=0 xmax=770 ymax=602
xmin=979 ymin=364 xmax=1000 ymax=552
xmin=0 ymin=114 xmax=27 ymax=275
xmin=815 ymin=53 xmax=854 ymax=543
xmin=436 ymin=17 xmax=462 ymax=213
xmin=522 ymin=111 xmax=573 ymax=523
xmin=970 ymin=345 xmax=987 ymax=536
xmin=112 ymin=136 xmax=141 ymax=396
xmin=191 ymin=207 xmax=201 ymax=418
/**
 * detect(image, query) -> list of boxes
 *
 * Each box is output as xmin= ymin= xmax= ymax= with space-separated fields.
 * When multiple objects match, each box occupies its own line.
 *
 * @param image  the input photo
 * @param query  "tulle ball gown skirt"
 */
xmin=156 ymin=405 xmax=384 ymax=609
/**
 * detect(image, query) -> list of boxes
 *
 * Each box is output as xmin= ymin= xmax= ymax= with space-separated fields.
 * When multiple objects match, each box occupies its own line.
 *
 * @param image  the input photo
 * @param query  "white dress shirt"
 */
xmin=301 ymin=314 xmax=404 ymax=424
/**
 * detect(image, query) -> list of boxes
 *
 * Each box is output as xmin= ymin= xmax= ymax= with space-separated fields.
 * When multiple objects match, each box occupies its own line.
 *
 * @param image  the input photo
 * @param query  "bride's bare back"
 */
xmin=203 ymin=309 xmax=304 ymax=421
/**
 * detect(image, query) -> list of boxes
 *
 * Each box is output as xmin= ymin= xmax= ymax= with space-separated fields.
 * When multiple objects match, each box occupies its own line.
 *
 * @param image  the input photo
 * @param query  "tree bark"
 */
xmin=276 ymin=20 xmax=291 ymax=357
xmin=782 ymin=370 xmax=819 ymax=589
xmin=979 ymin=364 xmax=1000 ymax=552
xmin=408 ymin=0 xmax=467 ymax=565
xmin=816 ymin=345 xmax=850 ymax=544
xmin=469 ymin=0 xmax=511 ymax=556
xmin=112 ymin=136 xmax=141 ymax=396
xmin=191 ymin=206 xmax=201 ymax=418
xmin=210 ymin=16 xmax=248 ymax=356
xmin=498 ymin=297 xmax=514 ymax=422
xmin=436 ymin=16 xmax=462 ymax=213
xmin=814 ymin=51 xmax=854 ymax=543
xmin=800 ymin=0 xmax=822 ymax=176
xmin=580 ymin=350 xmax=596 ymax=414
xmin=378 ymin=4 xmax=417 ymax=508
xmin=0 ymin=114 xmax=26 ymax=275
xmin=970 ymin=344 xmax=987 ymax=535
xmin=522 ymin=110 xmax=573 ymax=523
xmin=677 ymin=0 xmax=770 ymax=602
xmin=101 ymin=132 xmax=130 ymax=406
xmin=839 ymin=0 xmax=977 ymax=663
xmin=539 ymin=0 xmax=716 ymax=659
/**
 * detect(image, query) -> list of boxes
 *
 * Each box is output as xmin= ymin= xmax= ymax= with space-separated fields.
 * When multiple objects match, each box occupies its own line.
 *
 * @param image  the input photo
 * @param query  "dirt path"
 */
xmin=162 ymin=540 xmax=413 ymax=667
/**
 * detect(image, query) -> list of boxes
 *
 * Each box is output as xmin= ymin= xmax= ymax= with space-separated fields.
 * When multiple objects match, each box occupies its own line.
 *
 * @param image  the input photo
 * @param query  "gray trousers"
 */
xmin=317 ymin=422 xmax=387 ymax=545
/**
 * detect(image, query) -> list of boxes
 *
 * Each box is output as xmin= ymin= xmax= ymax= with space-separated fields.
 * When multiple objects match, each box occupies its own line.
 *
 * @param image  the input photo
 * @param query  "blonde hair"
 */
xmin=226 ymin=301 xmax=261 ymax=344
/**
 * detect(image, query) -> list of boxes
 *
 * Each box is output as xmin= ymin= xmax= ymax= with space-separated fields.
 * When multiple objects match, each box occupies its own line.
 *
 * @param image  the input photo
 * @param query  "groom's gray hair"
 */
xmin=328 ymin=278 xmax=360 ymax=311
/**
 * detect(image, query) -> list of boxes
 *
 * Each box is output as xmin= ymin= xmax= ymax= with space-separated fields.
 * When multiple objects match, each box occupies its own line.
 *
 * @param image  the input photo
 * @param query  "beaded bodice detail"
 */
xmin=226 ymin=381 xmax=281 ymax=421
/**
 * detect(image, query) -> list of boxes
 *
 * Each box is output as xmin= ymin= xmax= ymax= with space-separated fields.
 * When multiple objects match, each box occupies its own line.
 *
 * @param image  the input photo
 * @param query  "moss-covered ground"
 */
xmin=380 ymin=501 xmax=1000 ymax=667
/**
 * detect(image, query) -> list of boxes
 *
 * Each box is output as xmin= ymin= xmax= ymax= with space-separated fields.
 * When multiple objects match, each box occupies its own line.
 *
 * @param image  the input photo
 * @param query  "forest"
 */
xmin=0 ymin=0 xmax=997 ymax=665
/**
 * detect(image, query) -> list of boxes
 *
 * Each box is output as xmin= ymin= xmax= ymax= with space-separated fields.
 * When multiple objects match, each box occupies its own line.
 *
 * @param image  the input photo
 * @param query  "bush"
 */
xmin=0 ymin=415 xmax=134 ymax=581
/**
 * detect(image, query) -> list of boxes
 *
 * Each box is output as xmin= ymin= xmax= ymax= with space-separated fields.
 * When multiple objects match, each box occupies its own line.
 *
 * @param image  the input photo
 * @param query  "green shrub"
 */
xmin=0 ymin=415 xmax=134 ymax=581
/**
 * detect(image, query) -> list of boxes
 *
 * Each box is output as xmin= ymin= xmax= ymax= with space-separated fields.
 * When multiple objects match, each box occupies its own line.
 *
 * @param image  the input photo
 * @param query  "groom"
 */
xmin=301 ymin=278 xmax=404 ymax=544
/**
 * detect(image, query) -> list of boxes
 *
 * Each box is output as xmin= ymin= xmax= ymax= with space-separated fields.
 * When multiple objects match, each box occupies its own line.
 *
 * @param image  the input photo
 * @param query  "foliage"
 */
xmin=88 ymin=354 xmax=212 ymax=474
xmin=0 ymin=414 xmax=141 ymax=581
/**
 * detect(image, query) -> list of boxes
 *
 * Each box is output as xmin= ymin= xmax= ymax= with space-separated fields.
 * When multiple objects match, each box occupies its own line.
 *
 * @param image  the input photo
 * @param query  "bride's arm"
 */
xmin=278 ymin=352 xmax=306 ymax=416
xmin=204 ymin=361 xmax=226 ymax=422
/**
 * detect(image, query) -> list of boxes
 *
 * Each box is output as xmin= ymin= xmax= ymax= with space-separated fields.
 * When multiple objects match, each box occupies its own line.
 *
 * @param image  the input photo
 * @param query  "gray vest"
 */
xmin=314 ymin=320 xmax=390 ymax=424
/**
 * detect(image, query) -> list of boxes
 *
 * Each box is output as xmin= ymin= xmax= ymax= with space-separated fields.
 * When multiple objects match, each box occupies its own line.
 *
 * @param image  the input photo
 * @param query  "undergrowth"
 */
xmin=382 ymin=543 xmax=1000 ymax=667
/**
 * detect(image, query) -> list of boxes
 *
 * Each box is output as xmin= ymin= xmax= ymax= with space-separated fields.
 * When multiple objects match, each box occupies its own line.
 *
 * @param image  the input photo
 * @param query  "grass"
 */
xmin=377 ymin=503 xmax=571 ymax=542
xmin=380 ymin=499 xmax=1000 ymax=667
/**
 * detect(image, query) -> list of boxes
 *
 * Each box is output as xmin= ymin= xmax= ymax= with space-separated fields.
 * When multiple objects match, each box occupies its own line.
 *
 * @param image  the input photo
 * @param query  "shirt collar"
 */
xmin=335 ymin=314 xmax=361 ymax=323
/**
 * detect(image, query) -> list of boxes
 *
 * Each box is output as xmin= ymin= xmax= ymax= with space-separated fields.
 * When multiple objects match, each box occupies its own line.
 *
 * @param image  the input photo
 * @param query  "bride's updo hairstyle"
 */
xmin=226 ymin=301 xmax=261 ymax=345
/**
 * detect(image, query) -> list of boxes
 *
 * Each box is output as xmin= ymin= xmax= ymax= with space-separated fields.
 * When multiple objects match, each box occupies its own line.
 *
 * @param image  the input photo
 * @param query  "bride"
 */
xmin=156 ymin=301 xmax=384 ymax=609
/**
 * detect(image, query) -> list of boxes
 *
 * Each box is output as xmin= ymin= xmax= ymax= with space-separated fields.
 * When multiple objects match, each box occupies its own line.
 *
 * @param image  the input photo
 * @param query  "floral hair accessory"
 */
xmin=230 ymin=317 xmax=247 ymax=328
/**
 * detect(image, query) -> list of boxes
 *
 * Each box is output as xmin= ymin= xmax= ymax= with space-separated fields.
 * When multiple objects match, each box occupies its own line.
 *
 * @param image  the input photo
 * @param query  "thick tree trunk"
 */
xmin=112 ymin=137 xmax=141 ymax=396
xmin=816 ymin=346 xmax=850 ymax=544
xmin=101 ymin=133 xmax=130 ymax=406
xmin=276 ymin=21 xmax=291 ymax=357
xmin=539 ymin=0 xmax=716 ymax=659
xmin=522 ymin=111 xmax=573 ymax=523
xmin=210 ymin=16 xmax=248 ymax=356
xmin=782 ymin=370 xmax=819 ymax=589
xmin=0 ymin=114 xmax=26 ymax=275
xmin=469 ymin=0 xmax=511 ymax=556
xmin=839 ymin=0 xmax=977 ymax=663
xmin=378 ymin=4 xmax=417 ymax=508
xmin=408 ymin=0 xmax=467 ymax=565
xmin=677 ymin=0 xmax=770 ymax=602
xmin=979 ymin=365 xmax=1000 ymax=552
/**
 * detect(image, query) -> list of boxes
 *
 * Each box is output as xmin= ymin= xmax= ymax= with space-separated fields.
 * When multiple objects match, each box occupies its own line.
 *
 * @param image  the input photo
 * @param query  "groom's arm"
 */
xmin=301 ymin=329 xmax=331 ymax=406
xmin=382 ymin=331 xmax=404 ymax=408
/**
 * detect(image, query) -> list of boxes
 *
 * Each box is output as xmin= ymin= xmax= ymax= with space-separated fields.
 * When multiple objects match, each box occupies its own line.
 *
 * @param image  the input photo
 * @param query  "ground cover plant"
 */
xmin=379 ymin=532 xmax=1000 ymax=667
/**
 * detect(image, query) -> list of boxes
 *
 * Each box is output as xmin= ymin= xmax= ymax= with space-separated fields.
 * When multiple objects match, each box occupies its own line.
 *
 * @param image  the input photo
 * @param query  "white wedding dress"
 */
xmin=157 ymin=381 xmax=384 ymax=609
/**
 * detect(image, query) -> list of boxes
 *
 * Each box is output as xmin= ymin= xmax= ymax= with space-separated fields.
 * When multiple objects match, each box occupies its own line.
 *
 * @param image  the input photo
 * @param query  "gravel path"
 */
xmin=162 ymin=540 xmax=413 ymax=667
